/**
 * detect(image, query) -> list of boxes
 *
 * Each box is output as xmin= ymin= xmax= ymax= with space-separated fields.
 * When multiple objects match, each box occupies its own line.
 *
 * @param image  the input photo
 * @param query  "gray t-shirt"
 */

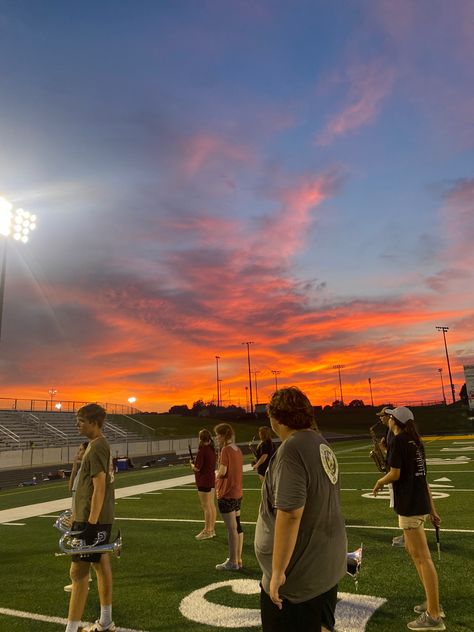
xmin=254 ymin=429 xmax=347 ymax=603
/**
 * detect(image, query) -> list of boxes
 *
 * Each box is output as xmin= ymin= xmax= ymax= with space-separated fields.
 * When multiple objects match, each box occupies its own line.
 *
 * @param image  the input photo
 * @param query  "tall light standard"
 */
xmin=242 ymin=342 xmax=254 ymax=414
xmin=333 ymin=364 xmax=345 ymax=405
xmin=215 ymin=356 xmax=221 ymax=406
xmin=368 ymin=377 xmax=374 ymax=407
xmin=0 ymin=196 xmax=37 ymax=342
xmin=436 ymin=326 xmax=456 ymax=404
xmin=48 ymin=388 xmax=57 ymax=411
xmin=271 ymin=369 xmax=281 ymax=391
xmin=245 ymin=386 xmax=249 ymax=413
xmin=253 ymin=370 xmax=260 ymax=406
xmin=437 ymin=368 xmax=447 ymax=406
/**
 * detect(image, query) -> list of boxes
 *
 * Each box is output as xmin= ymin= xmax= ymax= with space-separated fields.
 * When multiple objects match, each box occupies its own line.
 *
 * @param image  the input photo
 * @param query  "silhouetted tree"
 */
xmin=349 ymin=399 xmax=365 ymax=407
xmin=459 ymin=383 xmax=468 ymax=405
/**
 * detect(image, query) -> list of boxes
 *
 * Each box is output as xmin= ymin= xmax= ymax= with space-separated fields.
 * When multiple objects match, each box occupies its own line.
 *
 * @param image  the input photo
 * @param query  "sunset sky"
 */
xmin=0 ymin=0 xmax=473 ymax=411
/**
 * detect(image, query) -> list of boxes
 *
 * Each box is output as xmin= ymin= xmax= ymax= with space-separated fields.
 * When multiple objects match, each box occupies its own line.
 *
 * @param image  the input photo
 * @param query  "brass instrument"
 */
xmin=54 ymin=509 xmax=122 ymax=557
xmin=369 ymin=422 xmax=387 ymax=473
xmin=346 ymin=544 xmax=363 ymax=590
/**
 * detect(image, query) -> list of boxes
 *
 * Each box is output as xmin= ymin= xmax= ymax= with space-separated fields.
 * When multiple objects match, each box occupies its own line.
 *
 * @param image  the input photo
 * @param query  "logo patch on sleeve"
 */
xmin=320 ymin=444 xmax=339 ymax=484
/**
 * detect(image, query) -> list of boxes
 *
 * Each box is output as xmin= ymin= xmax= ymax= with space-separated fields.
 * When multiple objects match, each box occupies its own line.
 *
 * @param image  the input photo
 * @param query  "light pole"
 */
xmin=245 ymin=386 xmax=249 ymax=413
xmin=333 ymin=365 xmax=345 ymax=405
xmin=436 ymin=326 xmax=456 ymax=404
xmin=437 ymin=368 xmax=447 ymax=406
xmin=253 ymin=370 xmax=260 ymax=406
xmin=215 ymin=356 xmax=221 ymax=406
xmin=271 ymin=369 xmax=281 ymax=391
xmin=48 ymin=388 xmax=57 ymax=411
xmin=368 ymin=377 xmax=374 ymax=407
xmin=242 ymin=342 xmax=254 ymax=414
xmin=0 ymin=196 xmax=37 ymax=342
xmin=127 ymin=396 xmax=137 ymax=412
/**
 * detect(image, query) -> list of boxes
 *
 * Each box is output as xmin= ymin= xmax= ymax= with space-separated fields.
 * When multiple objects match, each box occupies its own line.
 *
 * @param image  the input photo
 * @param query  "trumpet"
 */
xmin=53 ymin=509 xmax=122 ymax=558
xmin=346 ymin=544 xmax=363 ymax=590
xmin=369 ymin=422 xmax=387 ymax=473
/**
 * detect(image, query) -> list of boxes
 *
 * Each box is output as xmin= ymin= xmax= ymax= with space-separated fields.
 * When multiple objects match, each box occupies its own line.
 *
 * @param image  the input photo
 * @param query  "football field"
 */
xmin=0 ymin=435 xmax=473 ymax=632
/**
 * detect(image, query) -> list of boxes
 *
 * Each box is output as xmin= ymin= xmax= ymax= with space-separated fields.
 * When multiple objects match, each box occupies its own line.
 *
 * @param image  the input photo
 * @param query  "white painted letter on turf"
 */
xmin=179 ymin=579 xmax=386 ymax=630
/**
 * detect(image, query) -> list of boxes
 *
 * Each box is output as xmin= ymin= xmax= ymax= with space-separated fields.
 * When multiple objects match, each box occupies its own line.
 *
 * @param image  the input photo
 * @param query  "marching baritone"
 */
xmin=64 ymin=404 xmax=116 ymax=632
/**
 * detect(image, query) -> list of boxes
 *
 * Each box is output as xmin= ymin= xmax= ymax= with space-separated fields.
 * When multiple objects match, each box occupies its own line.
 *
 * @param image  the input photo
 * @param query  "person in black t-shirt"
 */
xmin=251 ymin=426 xmax=275 ymax=482
xmin=372 ymin=407 xmax=445 ymax=631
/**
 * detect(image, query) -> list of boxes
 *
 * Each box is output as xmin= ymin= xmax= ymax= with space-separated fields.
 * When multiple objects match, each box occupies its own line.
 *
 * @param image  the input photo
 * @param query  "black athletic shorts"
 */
xmin=197 ymin=486 xmax=213 ymax=493
xmin=260 ymin=583 xmax=338 ymax=632
xmin=71 ymin=522 xmax=112 ymax=563
xmin=217 ymin=497 xmax=242 ymax=514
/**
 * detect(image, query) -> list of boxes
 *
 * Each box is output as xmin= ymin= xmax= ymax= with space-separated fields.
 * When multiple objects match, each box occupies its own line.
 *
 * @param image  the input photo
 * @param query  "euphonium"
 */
xmin=369 ymin=422 xmax=387 ymax=473
xmin=53 ymin=509 xmax=122 ymax=557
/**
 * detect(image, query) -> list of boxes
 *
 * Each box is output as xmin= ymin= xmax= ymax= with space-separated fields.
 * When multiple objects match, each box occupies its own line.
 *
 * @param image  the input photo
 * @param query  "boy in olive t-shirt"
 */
xmin=65 ymin=403 xmax=116 ymax=632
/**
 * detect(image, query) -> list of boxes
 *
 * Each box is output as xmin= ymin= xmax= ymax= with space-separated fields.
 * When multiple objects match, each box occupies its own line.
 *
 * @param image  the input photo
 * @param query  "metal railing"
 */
xmin=0 ymin=424 xmax=20 ymax=443
xmin=0 ymin=397 xmax=141 ymax=415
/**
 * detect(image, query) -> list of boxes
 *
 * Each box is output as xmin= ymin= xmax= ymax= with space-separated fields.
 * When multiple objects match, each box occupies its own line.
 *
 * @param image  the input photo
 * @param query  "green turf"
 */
xmin=0 ymin=437 xmax=473 ymax=631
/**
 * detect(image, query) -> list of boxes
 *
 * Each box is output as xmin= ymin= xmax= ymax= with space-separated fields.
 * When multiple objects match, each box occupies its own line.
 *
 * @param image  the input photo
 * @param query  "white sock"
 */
xmin=65 ymin=622 xmax=81 ymax=632
xmin=100 ymin=605 xmax=112 ymax=626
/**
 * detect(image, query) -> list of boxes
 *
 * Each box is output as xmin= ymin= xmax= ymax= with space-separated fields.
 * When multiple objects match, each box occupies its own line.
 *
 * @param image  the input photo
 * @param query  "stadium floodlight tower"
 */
xmin=0 ymin=196 xmax=37 ymax=343
xmin=435 ymin=326 xmax=456 ymax=404
xmin=333 ymin=364 xmax=345 ymax=405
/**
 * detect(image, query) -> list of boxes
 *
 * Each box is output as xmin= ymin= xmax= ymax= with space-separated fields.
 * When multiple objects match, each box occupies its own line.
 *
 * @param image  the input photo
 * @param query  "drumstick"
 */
xmin=188 ymin=444 xmax=194 ymax=464
xmin=435 ymin=525 xmax=441 ymax=560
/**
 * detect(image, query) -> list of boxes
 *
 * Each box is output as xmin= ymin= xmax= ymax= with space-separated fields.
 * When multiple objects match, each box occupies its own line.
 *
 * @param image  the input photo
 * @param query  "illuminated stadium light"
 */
xmin=0 ymin=199 xmax=37 ymax=242
xmin=0 ymin=195 xmax=38 ymax=342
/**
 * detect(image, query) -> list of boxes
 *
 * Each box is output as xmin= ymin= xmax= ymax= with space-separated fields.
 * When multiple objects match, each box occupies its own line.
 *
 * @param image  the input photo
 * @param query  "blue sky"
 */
xmin=0 ymin=0 xmax=472 ymax=410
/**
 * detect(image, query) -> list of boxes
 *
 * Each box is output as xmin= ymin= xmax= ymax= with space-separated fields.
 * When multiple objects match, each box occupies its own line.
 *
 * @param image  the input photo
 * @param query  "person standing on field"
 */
xmin=214 ymin=423 xmax=244 ymax=570
xmin=190 ymin=428 xmax=217 ymax=540
xmin=373 ymin=406 xmax=445 ymax=631
xmin=64 ymin=403 xmax=116 ymax=632
xmin=255 ymin=387 xmax=347 ymax=632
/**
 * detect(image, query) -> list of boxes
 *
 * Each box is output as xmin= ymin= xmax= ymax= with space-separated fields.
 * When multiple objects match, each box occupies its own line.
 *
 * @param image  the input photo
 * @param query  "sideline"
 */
xmin=0 ymin=465 xmax=253 ymax=524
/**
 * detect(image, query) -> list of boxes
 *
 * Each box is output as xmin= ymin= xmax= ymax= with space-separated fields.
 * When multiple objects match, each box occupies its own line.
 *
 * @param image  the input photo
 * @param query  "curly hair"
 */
xmin=267 ymin=387 xmax=317 ymax=430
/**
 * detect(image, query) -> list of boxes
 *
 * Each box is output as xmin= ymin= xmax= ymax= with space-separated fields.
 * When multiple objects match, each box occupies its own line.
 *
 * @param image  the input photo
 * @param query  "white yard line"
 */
xmin=0 ymin=465 xmax=253 ymax=524
xmin=0 ymin=607 xmax=148 ymax=631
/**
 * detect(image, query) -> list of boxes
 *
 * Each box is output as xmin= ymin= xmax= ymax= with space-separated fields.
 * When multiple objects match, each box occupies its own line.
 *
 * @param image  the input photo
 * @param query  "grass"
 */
xmin=0 ymin=435 xmax=473 ymax=631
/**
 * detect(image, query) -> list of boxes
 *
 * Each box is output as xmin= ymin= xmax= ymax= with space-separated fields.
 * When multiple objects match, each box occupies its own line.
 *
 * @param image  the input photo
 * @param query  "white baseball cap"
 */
xmin=384 ymin=406 xmax=414 ymax=424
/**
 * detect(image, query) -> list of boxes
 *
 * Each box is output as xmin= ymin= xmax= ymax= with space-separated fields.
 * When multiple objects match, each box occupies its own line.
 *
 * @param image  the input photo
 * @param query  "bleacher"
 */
xmin=0 ymin=410 xmax=145 ymax=451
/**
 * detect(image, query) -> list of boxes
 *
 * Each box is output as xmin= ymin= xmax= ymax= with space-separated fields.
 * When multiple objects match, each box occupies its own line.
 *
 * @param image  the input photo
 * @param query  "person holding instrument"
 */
xmin=372 ymin=407 xmax=445 ymax=631
xmin=252 ymin=426 xmax=275 ymax=482
xmin=64 ymin=403 xmax=116 ymax=632
xmin=190 ymin=429 xmax=217 ymax=540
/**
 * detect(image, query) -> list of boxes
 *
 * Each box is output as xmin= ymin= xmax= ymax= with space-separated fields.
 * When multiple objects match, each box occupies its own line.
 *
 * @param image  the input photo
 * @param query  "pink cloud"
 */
xmin=317 ymin=60 xmax=396 ymax=145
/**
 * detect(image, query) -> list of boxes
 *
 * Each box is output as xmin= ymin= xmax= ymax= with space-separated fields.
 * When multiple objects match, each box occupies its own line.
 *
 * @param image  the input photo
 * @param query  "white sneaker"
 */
xmin=414 ymin=602 xmax=446 ymax=618
xmin=407 ymin=612 xmax=446 ymax=630
xmin=81 ymin=621 xmax=116 ymax=632
xmin=215 ymin=558 xmax=240 ymax=571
